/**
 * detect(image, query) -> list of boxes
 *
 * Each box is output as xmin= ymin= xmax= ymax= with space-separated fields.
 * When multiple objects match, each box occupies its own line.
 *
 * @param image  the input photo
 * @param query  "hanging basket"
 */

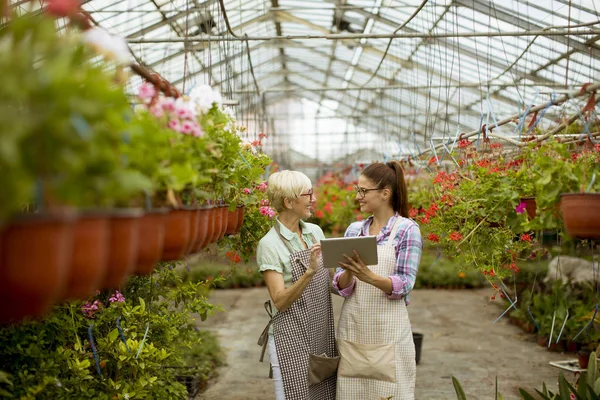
xmin=224 ymin=207 xmax=239 ymax=235
xmin=161 ymin=208 xmax=193 ymax=261
xmin=63 ymin=212 xmax=110 ymax=300
xmin=560 ymin=193 xmax=600 ymax=239
xmin=103 ymin=209 xmax=143 ymax=289
xmin=135 ymin=208 xmax=168 ymax=275
xmin=189 ymin=206 xmax=211 ymax=253
xmin=520 ymin=197 xmax=537 ymax=220
xmin=235 ymin=205 xmax=245 ymax=233
xmin=217 ymin=205 xmax=229 ymax=240
xmin=0 ymin=211 xmax=76 ymax=322
xmin=208 ymin=206 xmax=222 ymax=245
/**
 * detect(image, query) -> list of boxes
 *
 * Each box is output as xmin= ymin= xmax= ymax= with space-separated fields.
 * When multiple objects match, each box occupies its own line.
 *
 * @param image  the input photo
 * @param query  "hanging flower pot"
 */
xmin=560 ymin=193 xmax=600 ymax=239
xmin=208 ymin=206 xmax=223 ymax=244
xmin=224 ymin=207 xmax=239 ymax=235
xmin=135 ymin=208 xmax=169 ymax=275
xmin=161 ymin=208 xmax=193 ymax=261
xmin=184 ymin=208 xmax=200 ymax=256
xmin=217 ymin=205 xmax=229 ymax=240
xmin=520 ymin=197 xmax=537 ymax=220
xmin=0 ymin=212 xmax=76 ymax=322
xmin=103 ymin=209 xmax=143 ymax=289
xmin=63 ymin=212 xmax=110 ymax=300
xmin=204 ymin=206 xmax=217 ymax=245
xmin=235 ymin=205 xmax=245 ymax=233
xmin=189 ymin=206 xmax=211 ymax=253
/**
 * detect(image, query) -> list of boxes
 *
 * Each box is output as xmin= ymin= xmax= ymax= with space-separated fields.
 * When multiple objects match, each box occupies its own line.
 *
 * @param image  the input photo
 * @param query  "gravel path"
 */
xmin=195 ymin=287 xmax=574 ymax=400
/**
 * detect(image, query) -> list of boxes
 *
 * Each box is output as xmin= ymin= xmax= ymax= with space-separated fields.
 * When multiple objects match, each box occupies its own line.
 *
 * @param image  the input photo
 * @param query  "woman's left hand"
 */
xmin=338 ymin=250 xmax=373 ymax=283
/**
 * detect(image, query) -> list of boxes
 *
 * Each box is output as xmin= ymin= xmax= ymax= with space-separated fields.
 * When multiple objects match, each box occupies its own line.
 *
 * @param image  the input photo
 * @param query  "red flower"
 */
xmin=324 ymin=202 xmax=334 ymax=214
xmin=315 ymin=210 xmax=324 ymax=218
xmin=457 ymin=139 xmax=472 ymax=149
xmin=226 ymin=251 xmax=241 ymax=264
xmin=259 ymin=132 xmax=267 ymax=139
xmin=427 ymin=233 xmax=440 ymax=242
xmin=331 ymin=195 xmax=338 ymax=202
xmin=449 ymin=231 xmax=463 ymax=241
xmin=409 ymin=208 xmax=419 ymax=218
xmin=428 ymin=156 xmax=438 ymax=165
xmin=520 ymin=233 xmax=532 ymax=242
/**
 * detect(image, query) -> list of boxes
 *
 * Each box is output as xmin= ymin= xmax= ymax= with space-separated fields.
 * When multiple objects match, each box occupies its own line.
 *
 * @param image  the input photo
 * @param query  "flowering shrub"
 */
xmin=309 ymin=170 xmax=361 ymax=236
xmin=0 ymin=264 xmax=221 ymax=399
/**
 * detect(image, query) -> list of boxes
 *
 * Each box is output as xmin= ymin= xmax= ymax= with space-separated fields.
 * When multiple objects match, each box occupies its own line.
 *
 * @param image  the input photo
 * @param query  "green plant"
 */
xmin=0 ymin=265 xmax=222 ymax=399
xmin=0 ymin=8 xmax=152 ymax=215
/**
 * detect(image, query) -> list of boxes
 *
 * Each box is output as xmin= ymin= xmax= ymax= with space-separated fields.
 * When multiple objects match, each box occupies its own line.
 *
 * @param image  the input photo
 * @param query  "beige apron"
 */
xmin=257 ymin=225 xmax=338 ymax=399
xmin=336 ymin=218 xmax=416 ymax=400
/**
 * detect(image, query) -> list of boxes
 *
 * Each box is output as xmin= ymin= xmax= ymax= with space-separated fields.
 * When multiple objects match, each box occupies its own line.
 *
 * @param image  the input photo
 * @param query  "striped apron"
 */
xmin=258 ymin=225 xmax=338 ymax=400
xmin=336 ymin=218 xmax=416 ymax=400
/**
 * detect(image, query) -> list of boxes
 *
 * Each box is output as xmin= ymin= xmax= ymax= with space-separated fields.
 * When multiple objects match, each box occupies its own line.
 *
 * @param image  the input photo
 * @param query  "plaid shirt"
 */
xmin=332 ymin=213 xmax=422 ymax=305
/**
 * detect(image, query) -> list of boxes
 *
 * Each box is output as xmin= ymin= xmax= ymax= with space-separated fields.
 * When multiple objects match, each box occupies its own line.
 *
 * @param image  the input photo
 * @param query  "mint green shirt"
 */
xmin=257 ymin=218 xmax=326 ymax=287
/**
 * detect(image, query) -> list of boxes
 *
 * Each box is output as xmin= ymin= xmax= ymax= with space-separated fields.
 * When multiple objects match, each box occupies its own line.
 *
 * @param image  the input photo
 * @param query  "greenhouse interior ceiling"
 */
xmin=10 ymin=0 xmax=600 ymax=172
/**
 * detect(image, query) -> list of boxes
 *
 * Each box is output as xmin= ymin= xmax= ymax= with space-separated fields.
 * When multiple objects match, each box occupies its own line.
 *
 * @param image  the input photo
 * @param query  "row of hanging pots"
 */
xmin=519 ymin=194 xmax=600 ymax=239
xmin=0 ymin=205 xmax=245 ymax=324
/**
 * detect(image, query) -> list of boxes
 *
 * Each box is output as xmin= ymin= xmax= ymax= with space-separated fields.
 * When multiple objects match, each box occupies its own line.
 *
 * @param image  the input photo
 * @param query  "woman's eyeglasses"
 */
xmin=299 ymin=188 xmax=314 ymax=201
xmin=354 ymin=185 xmax=380 ymax=198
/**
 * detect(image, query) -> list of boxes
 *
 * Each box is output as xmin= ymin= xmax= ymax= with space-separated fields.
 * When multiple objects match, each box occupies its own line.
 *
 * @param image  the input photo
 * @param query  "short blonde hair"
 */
xmin=266 ymin=170 xmax=312 ymax=212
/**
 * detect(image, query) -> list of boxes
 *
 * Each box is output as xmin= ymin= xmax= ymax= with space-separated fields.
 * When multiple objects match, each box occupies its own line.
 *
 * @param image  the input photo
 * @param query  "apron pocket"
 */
xmin=337 ymin=339 xmax=396 ymax=382
xmin=307 ymin=353 xmax=340 ymax=387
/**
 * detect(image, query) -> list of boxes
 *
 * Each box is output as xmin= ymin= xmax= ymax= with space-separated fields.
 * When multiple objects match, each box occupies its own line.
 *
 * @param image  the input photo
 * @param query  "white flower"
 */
xmin=83 ymin=27 xmax=134 ymax=66
xmin=189 ymin=84 xmax=223 ymax=114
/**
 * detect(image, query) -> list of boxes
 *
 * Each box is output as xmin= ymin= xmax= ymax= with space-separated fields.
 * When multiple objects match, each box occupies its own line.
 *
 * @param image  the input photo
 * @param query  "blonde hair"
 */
xmin=266 ymin=170 xmax=312 ymax=212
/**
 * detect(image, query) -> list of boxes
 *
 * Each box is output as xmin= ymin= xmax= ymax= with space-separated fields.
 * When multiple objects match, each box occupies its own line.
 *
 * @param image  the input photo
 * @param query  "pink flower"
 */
xmin=515 ymin=201 xmax=526 ymax=214
xmin=161 ymin=97 xmax=176 ymax=113
xmin=259 ymin=132 xmax=267 ymax=139
xmin=242 ymin=188 xmax=252 ymax=195
xmin=181 ymin=120 xmax=195 ymax=135
xmin=260 ymin=199 xmax=270 ymax=206
xmin=259 ymin=206 xmax=276 ymax=219
xmin=109 ymin=290 xmax=125 ymax=303
xmin=175 ymin=104 xmax=194 ymax=120
xmin=45 ymin=0 xmax=80 ymax=17
xmin=191 ymin=124 xmax=204 ymax=137
xmin=138 ymin=83 xmax=156 ymax=101
xmin=149 ymin=104 xmax=164 ymax=118
xmin=81 ymin=300 xmax=102 ymax=318
xmin=256 ymin=182 xmax=268 ymax=192
xmin=168 ymin=119 xmax=182 ymax=132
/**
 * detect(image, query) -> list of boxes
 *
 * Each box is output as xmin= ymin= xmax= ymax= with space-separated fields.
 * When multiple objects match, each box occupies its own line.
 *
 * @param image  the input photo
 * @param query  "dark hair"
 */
xmin=362 ymin=160 xmax=409 ymax=217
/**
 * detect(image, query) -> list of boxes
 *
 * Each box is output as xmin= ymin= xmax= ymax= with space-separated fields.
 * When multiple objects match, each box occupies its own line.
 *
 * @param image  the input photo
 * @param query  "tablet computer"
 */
xmin=320 ymin=236 xmax=378 ymax=268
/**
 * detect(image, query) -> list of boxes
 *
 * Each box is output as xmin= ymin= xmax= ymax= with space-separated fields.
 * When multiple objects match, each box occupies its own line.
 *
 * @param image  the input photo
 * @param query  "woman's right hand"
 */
xmin=308 ymin=243 xmax=323 ymax=275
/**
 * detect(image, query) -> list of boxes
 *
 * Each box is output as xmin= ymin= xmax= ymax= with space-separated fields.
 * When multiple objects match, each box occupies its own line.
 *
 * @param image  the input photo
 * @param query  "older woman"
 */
xmin=333 ymin=160 xmax=422 ymax=400
xmin=257 ymin=170 xmax=338 ymax=400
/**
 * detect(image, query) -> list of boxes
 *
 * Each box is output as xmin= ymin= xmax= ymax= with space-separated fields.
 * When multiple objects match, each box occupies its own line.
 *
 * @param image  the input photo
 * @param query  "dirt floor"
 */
xmin=194 ymin=288 xmax=575 ymax=400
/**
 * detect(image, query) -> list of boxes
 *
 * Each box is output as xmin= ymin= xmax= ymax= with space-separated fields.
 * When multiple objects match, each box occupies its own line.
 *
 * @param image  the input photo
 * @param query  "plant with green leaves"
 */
xmin=0 ymin=264 xmax=222 ymax=399
xmin=0 ymin=7 xmax=152 ymax=216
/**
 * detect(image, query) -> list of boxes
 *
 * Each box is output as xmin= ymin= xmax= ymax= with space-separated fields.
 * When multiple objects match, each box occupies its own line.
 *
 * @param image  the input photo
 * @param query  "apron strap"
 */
xmin=386 ymin=215 xmax=403 ymax=245
xmin=257 ymin=301 xmax=274 ymax=362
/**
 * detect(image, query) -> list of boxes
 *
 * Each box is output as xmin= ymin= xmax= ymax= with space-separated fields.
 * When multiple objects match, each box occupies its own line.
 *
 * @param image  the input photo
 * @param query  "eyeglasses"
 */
xmin=354 ymin=185 xmax=380 ymax=198
xmin=299 ymin=188 xmax=314 ymax=201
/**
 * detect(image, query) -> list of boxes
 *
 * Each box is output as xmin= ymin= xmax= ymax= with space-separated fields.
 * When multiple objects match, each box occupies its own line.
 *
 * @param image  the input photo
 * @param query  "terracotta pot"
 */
xmin=0 ymin=212 xmax=76 ymax=322
xmin=520 ymin=196 xmax=537 ymax=220
xmin=560 ymin=193 xmax=600 ymax=239
xmin=183 ymin=208 xmax=200 ymax=256
xmin=578 ymin=350 xmax=591 ymax=369
xmin=103 ymin=209 xmax=143 ymax=289
xmin=204 ymin=206 xmax=217 ymax=245
xmin=63 ymin=212 xmax=110 ymax=300
xmin=217 ymin=205 xmax=229 ymax=240
xmin=236 ymin=206 xmax=245 ymax=233
xmin=161 ymin=209 xmax=193 ymax=261
xmin=135 ymin=209 xmax=168 ymax=275
xmin=225 ymin=207 xmax=239 ymax=235
xmin=190 ymin=207 xmax=211 ymax=253
xmin=209 ymin=207 xmax=223 ymax=244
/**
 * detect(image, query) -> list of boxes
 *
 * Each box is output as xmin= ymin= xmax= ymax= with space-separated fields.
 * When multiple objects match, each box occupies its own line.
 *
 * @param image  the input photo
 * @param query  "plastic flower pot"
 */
xmin=224 ymin=207 xmax=239 ymax=235
xmin=235 ymin=205 xmax=245 ymax=233
xmin=520 ymin=196 xmax=537 ymax=220
xmin=103 ymin=209 xmax=143 ymax=289
xmin=217 ymin=205 xmax=229 ymax=240
xmin=208 ymin=206 xmax=222 ymax=244
xmin=135 ymin=208 xmax=169 ymax=275
xmin=180 ymin=208 xmax=200 ymax=256
xmin=161 ymin=208 xmax=193 ymax=261
xmin=0 ymin=211 xmax=76 ymax=322
xmin=560 ymin=193 xmax=600 ymax=239
xmin=63 ymin=212 xmax=110 ymax=299
xmin=189 ymin=206 xmax=211 ymax=253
